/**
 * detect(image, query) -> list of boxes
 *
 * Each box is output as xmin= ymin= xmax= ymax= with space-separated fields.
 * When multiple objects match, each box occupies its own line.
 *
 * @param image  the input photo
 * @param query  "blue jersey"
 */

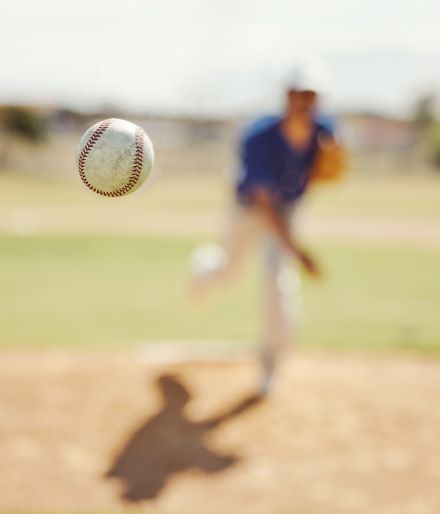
xmin=236 ymin=115 xmax=335 ymax=206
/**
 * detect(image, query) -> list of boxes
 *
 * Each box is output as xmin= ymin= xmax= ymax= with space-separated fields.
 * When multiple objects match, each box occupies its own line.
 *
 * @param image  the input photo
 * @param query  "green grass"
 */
xmin=1 ymin=171 xmax=440 ymax=233
xmin=0 ymin=234 xmax=255 ymax=346
xmin=304 ymin=173 xmax=440 ymax=221
xmin=0 ymin=169 xmax=439 ymax=352
xmin=1 ymin=233 xmax=439 ymax=351
xmin=302 ymin=242 xmax=440 ymax=351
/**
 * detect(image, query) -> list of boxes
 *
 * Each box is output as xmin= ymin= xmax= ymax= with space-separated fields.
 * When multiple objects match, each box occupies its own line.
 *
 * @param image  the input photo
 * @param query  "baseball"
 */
xmin=76 ymin=118 xmax=154 ymax=197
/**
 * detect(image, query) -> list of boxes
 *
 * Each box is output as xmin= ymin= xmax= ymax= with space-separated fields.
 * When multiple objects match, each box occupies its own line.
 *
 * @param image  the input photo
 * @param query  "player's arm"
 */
xmin=250 ymin=187 xmax=320 ymax=277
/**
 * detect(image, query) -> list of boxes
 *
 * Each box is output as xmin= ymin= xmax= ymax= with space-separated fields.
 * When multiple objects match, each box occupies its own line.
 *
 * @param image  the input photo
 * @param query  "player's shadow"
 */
xmin=105 ymin=373 xmax=262 ymax=502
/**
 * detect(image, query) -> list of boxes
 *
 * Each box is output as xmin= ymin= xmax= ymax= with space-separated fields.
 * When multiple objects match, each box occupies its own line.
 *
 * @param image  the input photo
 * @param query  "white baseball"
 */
xmin=76 ymin=118 xmax=154 ymax=197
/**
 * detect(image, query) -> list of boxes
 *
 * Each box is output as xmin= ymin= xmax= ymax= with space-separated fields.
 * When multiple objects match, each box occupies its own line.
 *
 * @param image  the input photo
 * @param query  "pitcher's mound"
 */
xmin=1 ymin=348 xmax=439 ymax=514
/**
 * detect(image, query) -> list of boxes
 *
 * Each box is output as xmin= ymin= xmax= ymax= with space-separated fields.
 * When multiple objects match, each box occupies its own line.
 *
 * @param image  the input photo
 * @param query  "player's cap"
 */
xmin=284 ymin=61 xmax=328 ymax=94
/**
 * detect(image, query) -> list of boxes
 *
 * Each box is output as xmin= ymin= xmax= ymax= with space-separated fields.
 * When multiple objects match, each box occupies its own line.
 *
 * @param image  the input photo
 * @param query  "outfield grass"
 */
xmin=1 ymin=233 xmax=439 ymax=351
xmin=1 ymin=171 xmax=440 ymax=235
xmin=0 ymin=169 xmax=439 ymax=351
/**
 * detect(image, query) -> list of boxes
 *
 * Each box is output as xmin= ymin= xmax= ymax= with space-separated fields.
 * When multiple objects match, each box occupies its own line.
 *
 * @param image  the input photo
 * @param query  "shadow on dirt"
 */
xmin=106 ymin=373 xmax=262 ymax=502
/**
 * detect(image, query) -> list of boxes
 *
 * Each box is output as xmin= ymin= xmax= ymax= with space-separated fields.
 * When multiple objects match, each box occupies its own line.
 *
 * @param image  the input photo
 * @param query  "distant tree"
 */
xmin=412 ymin=93 xmax=440 ymax=170
xmin=1 ymin=106 xmax=48 ymax=142
xmin=413 ymin=93 xmax=436 ymax=134
xmin=426 ymin=123 xmax=440 ymax=169
xmin=0 ymin=106 xmax=49 ymax=168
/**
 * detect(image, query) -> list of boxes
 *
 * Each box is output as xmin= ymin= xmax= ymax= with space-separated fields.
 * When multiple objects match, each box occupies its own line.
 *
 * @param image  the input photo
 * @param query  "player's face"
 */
xmin=287 ymin=89 xmax=317 ymax=116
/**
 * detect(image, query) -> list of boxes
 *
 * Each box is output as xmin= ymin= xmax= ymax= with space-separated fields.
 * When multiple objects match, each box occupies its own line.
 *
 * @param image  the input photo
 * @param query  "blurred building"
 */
xmin=0 ymin=104 xmax=428 ymax=177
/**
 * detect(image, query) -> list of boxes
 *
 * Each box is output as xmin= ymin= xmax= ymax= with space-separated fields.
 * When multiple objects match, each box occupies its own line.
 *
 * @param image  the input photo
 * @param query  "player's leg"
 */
xmin=258 ymin=227 xmax=302 ymax=395
xmin=190 ymin=204 xmax=258 ymax=298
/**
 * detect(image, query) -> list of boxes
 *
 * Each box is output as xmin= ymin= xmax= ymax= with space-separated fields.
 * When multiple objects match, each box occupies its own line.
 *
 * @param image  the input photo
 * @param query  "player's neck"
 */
xmin=281 ymin=112 xmax=314 ymax=149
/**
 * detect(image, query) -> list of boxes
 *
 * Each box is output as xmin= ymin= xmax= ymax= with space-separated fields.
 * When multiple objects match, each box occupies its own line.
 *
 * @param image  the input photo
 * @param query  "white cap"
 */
xmin=284 ymin=61 xmax=328 ymax=94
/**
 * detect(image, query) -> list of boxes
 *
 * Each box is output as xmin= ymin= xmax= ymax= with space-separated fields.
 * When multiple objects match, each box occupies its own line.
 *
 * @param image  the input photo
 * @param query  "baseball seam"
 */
xmin=78 ymin=119 xmax=145 ymax=197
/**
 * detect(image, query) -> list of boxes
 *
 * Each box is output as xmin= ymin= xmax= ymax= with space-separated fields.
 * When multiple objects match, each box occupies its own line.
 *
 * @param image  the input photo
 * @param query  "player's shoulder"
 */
xmin=241 ymin=115 xmax=281 ymax=146
xmin=314 ymin=113 xmax=338 ymax=135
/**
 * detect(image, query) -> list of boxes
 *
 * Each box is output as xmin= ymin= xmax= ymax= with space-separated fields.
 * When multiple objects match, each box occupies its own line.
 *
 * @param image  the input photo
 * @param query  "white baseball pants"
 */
xmin=198 ymin=203 xmax=302 ymax=382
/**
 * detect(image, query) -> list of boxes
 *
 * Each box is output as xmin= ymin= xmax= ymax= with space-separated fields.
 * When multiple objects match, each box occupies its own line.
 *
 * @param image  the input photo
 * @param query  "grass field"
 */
xmin=0 ymin=169 xmax=439 ymax=351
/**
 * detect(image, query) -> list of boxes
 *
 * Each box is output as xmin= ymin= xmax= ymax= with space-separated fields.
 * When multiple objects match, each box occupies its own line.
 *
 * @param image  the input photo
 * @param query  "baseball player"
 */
xmin=191 ymin=63 xmax=346 ymax=395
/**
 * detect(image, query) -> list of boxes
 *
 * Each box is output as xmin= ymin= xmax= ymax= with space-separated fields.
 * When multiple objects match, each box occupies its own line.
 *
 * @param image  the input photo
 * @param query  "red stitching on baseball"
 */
xmin=78 ymin=120 xmax=145 ymax=197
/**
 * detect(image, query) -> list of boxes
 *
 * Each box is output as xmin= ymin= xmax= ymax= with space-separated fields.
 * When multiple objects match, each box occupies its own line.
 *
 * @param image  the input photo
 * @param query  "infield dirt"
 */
xmin=1 ymin=348 xmax=439 ymax=514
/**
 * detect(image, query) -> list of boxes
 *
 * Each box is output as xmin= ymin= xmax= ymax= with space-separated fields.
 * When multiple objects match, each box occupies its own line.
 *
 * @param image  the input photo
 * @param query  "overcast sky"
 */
xmin=1 ymin=0 xmax=439 ymax=116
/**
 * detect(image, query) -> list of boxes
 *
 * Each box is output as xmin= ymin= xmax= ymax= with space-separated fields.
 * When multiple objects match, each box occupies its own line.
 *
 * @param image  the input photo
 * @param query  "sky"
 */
xmin=1 ymin=0 xmax=439 ymax=117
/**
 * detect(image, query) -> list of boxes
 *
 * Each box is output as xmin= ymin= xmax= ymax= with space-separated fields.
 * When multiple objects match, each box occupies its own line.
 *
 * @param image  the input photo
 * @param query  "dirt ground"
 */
xmin=1 ymin=348 xmax=440 ymax=514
